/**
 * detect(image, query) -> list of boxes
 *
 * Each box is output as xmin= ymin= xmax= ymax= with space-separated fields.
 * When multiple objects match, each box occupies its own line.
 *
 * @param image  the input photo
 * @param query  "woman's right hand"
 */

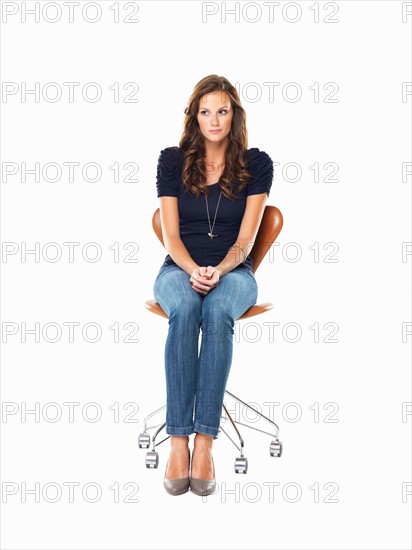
xmin=190 ymin=266 xmax=220 ymax=296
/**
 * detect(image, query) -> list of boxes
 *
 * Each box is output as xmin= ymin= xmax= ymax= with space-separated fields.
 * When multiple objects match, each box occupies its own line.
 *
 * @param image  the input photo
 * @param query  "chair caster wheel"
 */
xmin=138 ymin=433 xmax=150 ymax=449
xmin=234 ymin=456 xmax=248 ymax=474
xmin=270 ymin=439 xmax=282 ymax=457
xmin=145 ymin=451 xmax=159 ymax=468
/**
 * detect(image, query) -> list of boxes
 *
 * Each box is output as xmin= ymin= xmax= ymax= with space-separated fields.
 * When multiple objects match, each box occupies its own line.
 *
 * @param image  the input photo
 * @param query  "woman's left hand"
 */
xmin=190 ymin=266 xmax=221 ymax=295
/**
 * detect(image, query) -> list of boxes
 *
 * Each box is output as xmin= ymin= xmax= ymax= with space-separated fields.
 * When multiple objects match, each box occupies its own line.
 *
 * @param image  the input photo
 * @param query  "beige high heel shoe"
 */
xmin=163 ymin=448 xmax=190 ymax=496
xmin=190 ymin=449 xmax=216 ymax=496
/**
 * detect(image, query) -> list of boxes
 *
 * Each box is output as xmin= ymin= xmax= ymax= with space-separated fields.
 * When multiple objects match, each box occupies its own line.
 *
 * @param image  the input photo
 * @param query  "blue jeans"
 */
xmin=153 ymin=263 xmax=258 ymax=437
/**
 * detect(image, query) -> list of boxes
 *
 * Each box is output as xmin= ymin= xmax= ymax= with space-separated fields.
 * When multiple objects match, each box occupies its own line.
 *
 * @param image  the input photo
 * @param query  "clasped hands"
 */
xmin=190 ymin=266 xmax=222 ymax=296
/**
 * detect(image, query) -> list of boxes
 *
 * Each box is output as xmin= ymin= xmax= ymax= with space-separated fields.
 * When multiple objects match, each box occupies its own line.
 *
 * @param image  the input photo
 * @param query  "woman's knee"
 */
xmin=154 ymin=268 xmax=190 ymax=301
xmin=201 ymin=301 xmax=235 ymax=336
xmin=202 ymin=283 xmax=239 ymax=317
xmin=154 ymin=267 xmax=202 ymax=318
xmin=202 ymin=272 xmax=257 ymax=323
xmin=169 ymin=297 xmax=202 ymax=321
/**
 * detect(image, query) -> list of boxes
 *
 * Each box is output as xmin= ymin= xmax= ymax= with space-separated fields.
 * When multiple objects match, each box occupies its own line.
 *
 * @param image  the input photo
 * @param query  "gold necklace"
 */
xmin=205 ymin=191 xmax=223 ymax=239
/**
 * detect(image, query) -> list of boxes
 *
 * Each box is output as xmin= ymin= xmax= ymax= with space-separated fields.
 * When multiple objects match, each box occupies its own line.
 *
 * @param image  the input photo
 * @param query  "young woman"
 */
xmin=153 ymin=74 xmax=274 ymax=496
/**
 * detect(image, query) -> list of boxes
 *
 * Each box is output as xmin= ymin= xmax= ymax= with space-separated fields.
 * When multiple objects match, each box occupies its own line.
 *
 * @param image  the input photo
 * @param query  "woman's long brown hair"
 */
xmin=179 ymin=74 xmax=251 ymax=201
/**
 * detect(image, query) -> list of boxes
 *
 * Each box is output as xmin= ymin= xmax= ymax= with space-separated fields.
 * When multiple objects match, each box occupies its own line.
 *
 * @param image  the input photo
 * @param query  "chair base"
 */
xmin=138 ymin=390 xmax=283 ymax=473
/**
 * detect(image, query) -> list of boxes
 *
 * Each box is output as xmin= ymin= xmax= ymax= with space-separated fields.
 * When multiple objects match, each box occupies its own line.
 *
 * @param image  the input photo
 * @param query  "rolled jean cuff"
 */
xmin=193 ymin=421 xmax=220 ymax=437
xmin=166 ymin=425 xmax=194 ymax=436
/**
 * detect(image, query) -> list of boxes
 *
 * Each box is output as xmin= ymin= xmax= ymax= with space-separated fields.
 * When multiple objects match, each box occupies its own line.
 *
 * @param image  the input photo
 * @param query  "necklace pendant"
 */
xmin=205 ymin=190 xmax=222 ymax=241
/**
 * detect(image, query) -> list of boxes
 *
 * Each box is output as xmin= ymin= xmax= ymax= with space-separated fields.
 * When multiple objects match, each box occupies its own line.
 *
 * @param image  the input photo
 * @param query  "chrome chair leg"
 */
xmin=222 ymin=404 xmax=248 ymax=474
xmin=138 ymin=404 xmax=166 ymax=448
xmin=225 ymin=390 xmax=280 ymax=436
xmin=225 ymin=390 xmax=283 ymax=458
xmin=144 ymin=420 xmax=171 ymax=469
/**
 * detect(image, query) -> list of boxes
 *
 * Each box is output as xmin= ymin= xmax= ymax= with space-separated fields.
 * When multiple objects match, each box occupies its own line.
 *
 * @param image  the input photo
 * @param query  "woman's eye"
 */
xmin=199 ymin=110 xmax=227 ymax=115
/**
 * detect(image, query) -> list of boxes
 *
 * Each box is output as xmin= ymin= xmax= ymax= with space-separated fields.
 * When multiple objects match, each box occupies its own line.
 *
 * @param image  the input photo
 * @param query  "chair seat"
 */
xmin=144 ymin=299 xmax=273 ymax=321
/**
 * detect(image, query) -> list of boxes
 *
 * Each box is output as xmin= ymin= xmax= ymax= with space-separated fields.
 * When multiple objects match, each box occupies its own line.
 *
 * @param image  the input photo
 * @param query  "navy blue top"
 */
xmin=155 ymin=146 xmax=274 ymax=271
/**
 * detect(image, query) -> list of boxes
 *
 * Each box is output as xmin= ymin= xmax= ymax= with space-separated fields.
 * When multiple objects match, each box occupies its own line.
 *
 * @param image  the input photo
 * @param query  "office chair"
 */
xmin=139 ymin=205 xmax=284 ymax=474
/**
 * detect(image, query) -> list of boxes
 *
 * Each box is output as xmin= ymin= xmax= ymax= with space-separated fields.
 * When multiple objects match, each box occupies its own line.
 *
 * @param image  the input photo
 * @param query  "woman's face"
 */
xmin=196 ymin=91 xmax=233 ymax=146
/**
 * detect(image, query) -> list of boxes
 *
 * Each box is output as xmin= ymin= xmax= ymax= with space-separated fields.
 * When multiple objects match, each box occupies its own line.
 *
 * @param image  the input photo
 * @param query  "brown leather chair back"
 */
xmin=151 ymin=205 xmax=283 ymax=273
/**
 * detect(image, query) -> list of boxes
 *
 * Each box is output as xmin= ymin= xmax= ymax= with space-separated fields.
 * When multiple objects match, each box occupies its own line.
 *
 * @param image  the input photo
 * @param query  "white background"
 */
xmin=1 ymin=1 xmax=411 ymax=549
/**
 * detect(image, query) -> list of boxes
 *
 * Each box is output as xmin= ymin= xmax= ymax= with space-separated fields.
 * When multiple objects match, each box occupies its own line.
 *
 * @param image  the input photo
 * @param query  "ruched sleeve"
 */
xmin=155 ymin=146 xmax=183 ymax=198
xmin=246 ymin=148 xmax=274 ymax=196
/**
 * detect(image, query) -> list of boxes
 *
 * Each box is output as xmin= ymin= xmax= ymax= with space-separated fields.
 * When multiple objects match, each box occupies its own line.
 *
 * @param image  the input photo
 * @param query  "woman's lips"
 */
xmin=209 ymin=130 xmax=222 ymax=134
